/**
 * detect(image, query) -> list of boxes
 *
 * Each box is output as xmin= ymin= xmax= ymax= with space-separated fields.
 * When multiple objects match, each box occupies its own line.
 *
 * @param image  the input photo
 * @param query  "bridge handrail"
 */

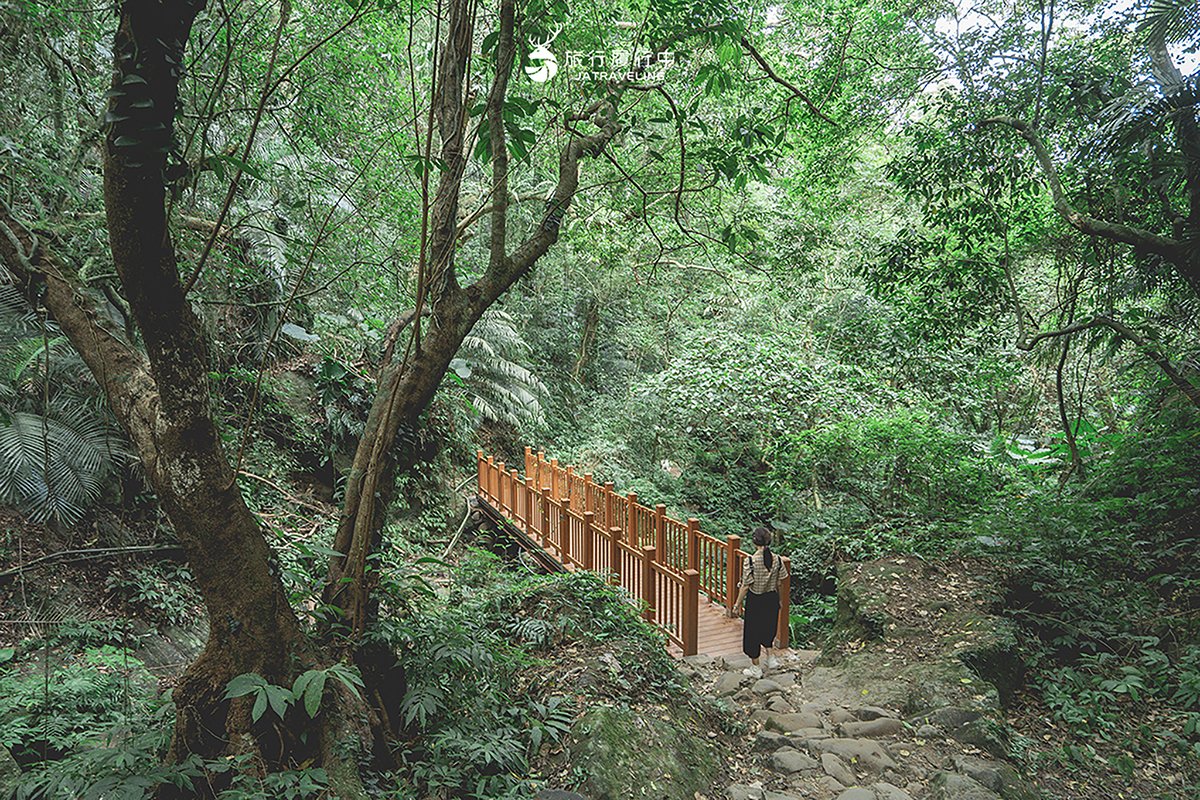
xmin=478 ymin=449 xmax=789 ymax=656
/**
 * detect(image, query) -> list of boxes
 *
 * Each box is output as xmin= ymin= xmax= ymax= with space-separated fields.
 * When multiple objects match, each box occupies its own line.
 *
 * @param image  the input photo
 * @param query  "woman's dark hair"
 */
xmin=752 ymin=526 xmax=773 ymax=569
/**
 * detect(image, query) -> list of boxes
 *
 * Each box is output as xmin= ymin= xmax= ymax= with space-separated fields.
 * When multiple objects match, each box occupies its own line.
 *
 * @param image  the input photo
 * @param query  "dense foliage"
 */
xmin=0 ymin=0 xmax=1198 ymax=794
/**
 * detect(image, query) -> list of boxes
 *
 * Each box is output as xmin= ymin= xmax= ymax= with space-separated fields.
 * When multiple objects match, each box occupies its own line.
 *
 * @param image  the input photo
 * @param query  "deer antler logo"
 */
xmin=525 ymin=26 xmax=562 ymax=83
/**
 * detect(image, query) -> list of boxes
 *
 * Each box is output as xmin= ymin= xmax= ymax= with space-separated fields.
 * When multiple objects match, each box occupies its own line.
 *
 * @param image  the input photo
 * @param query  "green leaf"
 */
xmin=266 ymin=684 xmax=291 ymax=719
xmin=292 ymin=669 xmax=318 ymax=699
xmin=224 ymin=673 xmax=267 ymax=699
xmin=251 ymin=689 xmax=268 ymax=722
xmin=212 ymin=153 xmax=267 ymax=182
xmin=303 ymin=671 xmax=327 ymax=718
xmin=328 ymin=663 xmax=365 ymax=694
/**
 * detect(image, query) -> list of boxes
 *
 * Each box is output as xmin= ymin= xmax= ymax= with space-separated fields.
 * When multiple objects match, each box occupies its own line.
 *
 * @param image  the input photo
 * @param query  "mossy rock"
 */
xmin=833 ymin=646 xmax=1001 ymax=714
xmin=948 ymin=615 xmax=1023 ymax=709
xmin=569 ymin=705 xmax=717 ymax=800
xmin=836 ymin=561 xmax=900 ymax=639
xmin=0 ymin=746 xmax=19 ymax=796
xmin=832 ymin=557 xmax=1025 ymax=711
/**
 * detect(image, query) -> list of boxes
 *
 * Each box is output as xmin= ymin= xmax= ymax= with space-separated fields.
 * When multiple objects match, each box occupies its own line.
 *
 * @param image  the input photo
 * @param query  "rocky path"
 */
xmin=679 ymin=649 xmax=1035 ymax=800
xmin=653 ymin=554 xmax=1046 ymax=800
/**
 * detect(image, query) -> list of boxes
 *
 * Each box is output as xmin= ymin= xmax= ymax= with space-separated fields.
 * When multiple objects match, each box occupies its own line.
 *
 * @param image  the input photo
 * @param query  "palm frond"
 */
xmin=1139 ymin=0 xmax=1200 ymax=44
xmin=440 ymin=308 xmax=548 ymax=431
xmin=0 ymin=411 xmax=119 ymax=525
xmin=1091 ymin=76 xmax=1200 ymax=158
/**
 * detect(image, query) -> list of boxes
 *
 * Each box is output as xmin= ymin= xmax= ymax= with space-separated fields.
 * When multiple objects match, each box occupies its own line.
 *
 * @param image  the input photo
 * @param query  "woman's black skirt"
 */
xmin=743 ymin=589 xmax=780 ymax=659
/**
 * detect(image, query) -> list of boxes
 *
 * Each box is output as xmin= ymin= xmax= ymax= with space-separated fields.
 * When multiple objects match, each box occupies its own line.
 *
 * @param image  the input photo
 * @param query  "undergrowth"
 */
xmin=969 ymin=406 xmax=1200 ymax=788
xmin=367 ymin=559 xmax=689 ymax=800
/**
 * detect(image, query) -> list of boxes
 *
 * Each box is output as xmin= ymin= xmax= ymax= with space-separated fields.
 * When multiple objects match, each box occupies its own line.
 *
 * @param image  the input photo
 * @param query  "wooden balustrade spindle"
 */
xmin=540 ymin=486 xmax=552 ymax=551
xmin=726 ymin=534 xmax=742 ymax=611
xmin=509 ymin=469 xmax=519 ymax=525
xmin=604 ymin=481 xmax=614 ymax=530
xmin=627 ymin=492 xmax=638 ymax=546
xmin=654 ymin=504 xmax=666 ymax=563
xmin=642 ymin=546 xmax=656 ymax=622
xmin=558 ymin=496 xmax=571 ymax=565
xmin=687 ymin=519 xmax=700 ymax=573
xmin=583 ymin=511 xmax=595 ymax=570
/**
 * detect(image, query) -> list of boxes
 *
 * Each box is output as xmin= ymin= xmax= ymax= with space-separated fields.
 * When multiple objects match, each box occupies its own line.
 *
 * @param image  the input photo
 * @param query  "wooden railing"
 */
xmin=476 ymin=448 xmax=790 ymax=656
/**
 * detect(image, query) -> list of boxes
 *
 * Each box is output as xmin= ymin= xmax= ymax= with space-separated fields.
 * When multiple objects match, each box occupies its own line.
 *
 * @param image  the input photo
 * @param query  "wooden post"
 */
xmin=550 ymin=458 xmax=559 ymax=502
xmin=627 ymin=492 xmax=638 ymax=547
xmin=536 ymin=451 xmax=545 ymax=495
xmin=682 ymin=569 xmax=700 ymax=656
xmin=583 ymin=473 xmax=594 ymax=513
xmin=582 ymin=511 xmax=596 ymax=571
xmin=609 ymin=526 xmax=622 ymax=587
xmin=776 ymin=556 xmax=791 ymax=650
xmin=654 ymin=504 xmax=667 ymax=564
xmin=558 ymin=496 xmax=571 ymax=566
xmin=642 ymin=546 xmax=656 ymax=622
xmin=725 ymin=534 xmax=742 ymax=611
xmin=540 ymin=486 xmax=552 ymax=552
xmin=565 ymin=465 xmax=574 ymax=510
xmin=486 ymin=455 xmax=495 ymax=502
xmin=687 ymin=519 xmax=700 ymax=573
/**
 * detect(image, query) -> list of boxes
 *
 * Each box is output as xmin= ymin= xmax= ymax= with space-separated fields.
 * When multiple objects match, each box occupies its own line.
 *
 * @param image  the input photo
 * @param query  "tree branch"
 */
xmin=1018 ymin=313 xmax=1200 ymax=410
xmin=742 ymin=38 xmax=838 ymax=127
xmin=979 ymin=116 xmax=1193 ymax=283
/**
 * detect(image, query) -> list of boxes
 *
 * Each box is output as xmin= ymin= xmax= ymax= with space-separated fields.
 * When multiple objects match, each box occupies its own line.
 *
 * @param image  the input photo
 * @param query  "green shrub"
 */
xmin=106 ymin=562 xmax=201 ymax=628
xmin=770 ymin=411 xmax=1002 ymax=523
xmin=0 ymin=646 xmax=153 ymax=766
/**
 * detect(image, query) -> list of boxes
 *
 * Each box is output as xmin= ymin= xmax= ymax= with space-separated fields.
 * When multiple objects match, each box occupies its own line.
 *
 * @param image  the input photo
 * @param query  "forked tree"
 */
xmin=0 ymin=0 xmax=839 ymax=791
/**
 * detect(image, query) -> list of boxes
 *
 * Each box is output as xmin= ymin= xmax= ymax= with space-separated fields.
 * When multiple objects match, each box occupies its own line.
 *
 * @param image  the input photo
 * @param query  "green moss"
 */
xmin=570 ymin=705 xmax=716 ymax=800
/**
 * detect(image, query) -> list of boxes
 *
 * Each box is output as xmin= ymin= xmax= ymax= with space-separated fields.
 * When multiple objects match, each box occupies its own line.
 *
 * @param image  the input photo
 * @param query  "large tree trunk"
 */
xmin=1 ymin=2 xmax=374 ymax=791
xmin=100 ymin=7 xmax=321 ymax=778
xmin=4 ymin=0 xmax=617 ymax=790
xmin=323 ymin=0 xmax=616 ymax=647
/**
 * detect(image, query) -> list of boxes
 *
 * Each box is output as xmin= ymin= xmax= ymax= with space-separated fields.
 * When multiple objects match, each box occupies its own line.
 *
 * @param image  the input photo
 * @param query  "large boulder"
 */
xmin=832 ymin=557 xmax=1024 ymax=713
xmin=569 ymin=705 xmax=717 ymax=800
xmin=0 ymin=746 xmax=19 ymax=796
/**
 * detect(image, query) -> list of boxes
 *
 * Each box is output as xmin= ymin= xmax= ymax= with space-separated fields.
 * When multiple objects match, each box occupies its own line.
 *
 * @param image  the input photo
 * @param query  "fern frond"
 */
xmin=0 ymin=412 xmax=116 ymax=524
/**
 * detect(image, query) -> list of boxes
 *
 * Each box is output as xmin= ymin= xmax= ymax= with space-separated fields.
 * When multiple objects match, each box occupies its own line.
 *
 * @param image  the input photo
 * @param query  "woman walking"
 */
xmin=732 ymin=526 xmax=788 ymax=678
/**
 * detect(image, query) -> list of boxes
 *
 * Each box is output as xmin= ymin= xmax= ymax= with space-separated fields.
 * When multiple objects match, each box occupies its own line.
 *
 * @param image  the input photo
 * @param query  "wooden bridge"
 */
xmin=475 ymin=448 xmax=790 ymax=657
